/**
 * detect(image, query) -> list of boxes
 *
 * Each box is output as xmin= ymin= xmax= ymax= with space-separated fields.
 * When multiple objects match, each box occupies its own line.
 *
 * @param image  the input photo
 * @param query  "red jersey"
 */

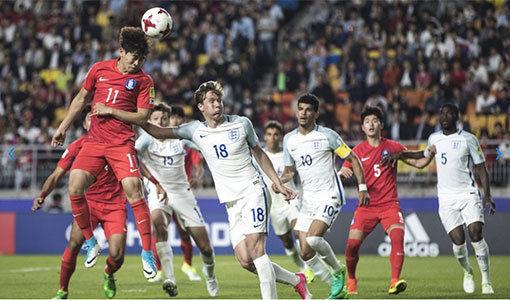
xmin=83 ymin=59 xmax=155 ymax=144
xmin=58 ymin=136 xmax=125 ymax=205
xmin=342 ymin=138 xmax=406 ymax=208
xmin=184 ymin=148 xmax=204 ymax=180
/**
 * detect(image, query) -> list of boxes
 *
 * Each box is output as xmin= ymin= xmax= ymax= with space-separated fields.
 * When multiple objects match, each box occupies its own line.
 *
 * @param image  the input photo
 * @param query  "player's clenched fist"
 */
xmin=91 ymin=103 xmax=112 ymax=117
xmin=51 ymin=129 xmax=66 ymax=147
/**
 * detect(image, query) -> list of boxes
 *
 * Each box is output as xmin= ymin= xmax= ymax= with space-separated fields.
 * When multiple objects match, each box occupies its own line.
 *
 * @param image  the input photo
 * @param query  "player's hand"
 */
xmin=272 ymin=183 xmax=296 ymax=202
xmin=483 ymin=196 xmax=496 ymax=216
xmin=358 ymin=190 xmax=370 ymax=207
xmin=155 ymin=183 xmax=168 ymax=205
xmin=32 ymin=197 xmax=45 ymax=211
xmin=91 ymin=103 xmax=112 ymax=117
xmin=338 ymin=167 xmax=353 ymax=180
xmin=381 ymin=152 xmax=401 ymax=167
xmin=51 ymin=128 xmax=66 ymax=147
xmin=427 ymin=145 xmax=437 ymax=157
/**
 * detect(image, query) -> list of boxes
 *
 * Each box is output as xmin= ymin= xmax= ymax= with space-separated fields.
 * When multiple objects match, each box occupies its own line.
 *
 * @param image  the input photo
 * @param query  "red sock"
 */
xmin=131 ymin=199 xmax=152 ymax=251
xmin=181 ymin=238 xmax=193 ymax=266
xmin=69 ymin=195 xmax=93 ymax=240
xmin=105 ymin=256 xmax=123 ymax=275
xmin=60 ymin=247 xmax=78 ymax=291
xmin=151 ymin=236 xmax=161 ymax=270
xmin=345 ymin=238 xmax=362 ymax=279
xmin=389 ymin=228 xmax=405 ymax=282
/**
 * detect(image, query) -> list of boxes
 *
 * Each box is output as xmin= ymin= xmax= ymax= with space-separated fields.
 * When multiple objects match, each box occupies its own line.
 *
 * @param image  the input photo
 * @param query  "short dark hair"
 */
xmin=440 ymin=103 xmax=459 ymax=120
xmin=297 ymin=93 xmax=319 ymax=112
xmin=361 ymin=106 xmax=384 ymax=124
xmin=152 ymin=103 xmax=171 ymax=116
xmin=81 ymin=104 xmax=91 ymax=124
xmin=170 ymin=105 xmax=184 ymax=118
xmin=119 ymin=26 xmax=151 ymax=57
xmin=264 ymin=120 xmax=283 ymax=133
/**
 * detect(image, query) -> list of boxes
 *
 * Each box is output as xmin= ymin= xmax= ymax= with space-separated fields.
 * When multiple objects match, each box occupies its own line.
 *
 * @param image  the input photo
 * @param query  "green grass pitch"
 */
xmin=1 ymin=254 xmax=509 ymax=298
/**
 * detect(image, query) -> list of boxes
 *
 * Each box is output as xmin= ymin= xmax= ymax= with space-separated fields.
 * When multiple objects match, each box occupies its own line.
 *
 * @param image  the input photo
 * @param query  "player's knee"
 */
xmin=199 ymin=245 xmax=213 ymax=257
xmin=300 ymin=248 xmax=314 ymax=261
xmin=67 ymin=241 xmax=82 ymax=253
xmin=306 ymin=236 xmax=324 ymax=250
xmin=239 ymin=259 xmax=256 ymax=272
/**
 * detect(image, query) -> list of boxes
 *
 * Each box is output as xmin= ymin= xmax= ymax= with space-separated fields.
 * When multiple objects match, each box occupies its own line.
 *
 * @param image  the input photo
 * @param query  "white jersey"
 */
xmin=262 ymin=150 xmax=299 ymax=209
xmin=424 ymin=129 xmax=485 ymax=197
xmin=283 ymin=125 xmax=351 ymax=205
xmin=135 ymin=133 xmax=198 ymax=191
xmin=174 ymin=115 xmax=263 ymax=203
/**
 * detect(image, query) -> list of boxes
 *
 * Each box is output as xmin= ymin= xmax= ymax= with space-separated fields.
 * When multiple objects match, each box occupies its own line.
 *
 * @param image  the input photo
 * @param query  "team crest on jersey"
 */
xmin=313 ymin=140 xmax=321 ymax=150
xmin=451 ymin=140 xmax=461 ymax=151
xmin=171 ymin=142 xmax=182 ymax=154
xmin=228 ymin=129 xmax=240 ymax=142
xmin=125 ymin=78 xmax=136 ymax=90
xmin=381 ymin=149 xmax=390 ymax=157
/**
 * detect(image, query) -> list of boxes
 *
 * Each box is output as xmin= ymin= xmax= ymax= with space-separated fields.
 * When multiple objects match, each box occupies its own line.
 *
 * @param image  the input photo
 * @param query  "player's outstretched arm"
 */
xmin=382 ymin=150 xmax=428 ymax=167
xmin=252 ymin=145 xmax=296 ymax=201
xmin=140 ymin=122 xmax=179 ymax=139
xmin=344 ymin=151 xmax=370 ymax=207
xmin=32 ymin=166 xmax=67 ymax=211
xmin=476 ymin=162 xmax=496 ymax=216
xmin=139 ymin=161 xmax=168 ymax=204
xmin=91 ymin=104 xmax=151 ymax=126
xmin=52 ymin=88 xmax=93 ymax=147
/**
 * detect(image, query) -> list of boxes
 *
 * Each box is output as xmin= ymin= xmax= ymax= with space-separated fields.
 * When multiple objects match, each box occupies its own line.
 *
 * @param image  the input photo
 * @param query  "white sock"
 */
xmin=272 ymin=262 xmax=300 ymax=286
xmin=452 ymin=243 xmax=473 ymax=274
xmin=306 ymin=236 xmax=342 ymax=272
xmin=285 ymin=245 xmax=306 ymax=271
xmin=471 ymin=239 xmax=491 ymax=284
xmin=305 ymin=254 xmax=331 ymax=285
xmin=253 ymin=254 xmax=277 ymax=299
xmin=200 ymin=252 xmax=215 ymax=279
xmin=156 ymin=241 xmax=175 ymax=282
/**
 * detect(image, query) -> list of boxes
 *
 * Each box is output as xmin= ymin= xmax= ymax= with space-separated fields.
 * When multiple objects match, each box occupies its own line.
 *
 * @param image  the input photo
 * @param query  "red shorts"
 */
xmin=88 ymin=200 xmax=127 ymax=239
xmin=350 ymin=206 xmax=404 ymax=234
xmin=72 ymin=142 xmax=141 ymax=180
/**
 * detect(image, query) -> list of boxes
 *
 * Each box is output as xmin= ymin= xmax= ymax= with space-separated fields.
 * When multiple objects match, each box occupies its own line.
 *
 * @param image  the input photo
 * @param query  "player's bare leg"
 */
xmin=288 ymin=220 xmax=315 ymax=283
xmin=448 ymin=225 xmax=475 ymax=293
xmin=175 ymin=216 xmax=198 ymax=280
xmin=122 ymin=177 xmax=157 ymax=279
xmin=298 ymin=231 xmax=331 ymax=285
xmin=103 ymin=234 xmax=126 ymax=299
xmin=188 ymin=226 xmax=218 ymax=296
xmin=386 ymin=225 xmax=406 ymax=294
xmin=306 ymin=220 xmax=347 ymax=299
xmin=467 ymin=222 xmax=493 ymax=294
xmin=151 ymin=209 xmax=177 ymax=297
xmin=345 ymin=229 xmax=366 ymax=294
xmin=68 ymin=169 xmax=98 ymax=268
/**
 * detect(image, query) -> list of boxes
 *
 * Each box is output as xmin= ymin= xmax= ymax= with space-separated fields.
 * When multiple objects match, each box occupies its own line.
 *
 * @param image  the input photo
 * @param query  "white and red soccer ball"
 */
xmin=141 ymin=7 xmax=173 ymax=39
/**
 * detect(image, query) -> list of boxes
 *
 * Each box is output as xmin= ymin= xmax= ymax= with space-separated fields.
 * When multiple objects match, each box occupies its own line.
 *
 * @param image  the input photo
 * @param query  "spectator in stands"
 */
xmin=424 ymin=84 xmax=444 ymax=113
xmin=469 ymin=58 xmax=489 ymax=85
xmin=46 ymin=193 xmax=64 ymax=213
xmin=382 ymin=58 xmax=401 ymax=91
xmin=450 ymin=60 xmax=466 ymax=87
xmin=415 ymin=62 xmax=431 ymax=90
xmin=496 ymin=87 xmax=509 ymax=114
xmin=476 ymin=85 xmax=497 ymax=114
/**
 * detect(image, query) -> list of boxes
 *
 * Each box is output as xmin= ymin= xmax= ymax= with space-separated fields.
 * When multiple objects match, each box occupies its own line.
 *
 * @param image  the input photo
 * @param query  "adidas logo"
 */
xmin=378 ymin=213 xmax=440 ymax=257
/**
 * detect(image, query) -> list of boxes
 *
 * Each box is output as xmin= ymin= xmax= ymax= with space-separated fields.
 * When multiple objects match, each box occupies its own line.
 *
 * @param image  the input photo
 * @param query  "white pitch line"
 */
xmin=8 ymin=267 xmax=59 ymax=273
xmin=120 ymin=289 xmax=147 ymax=293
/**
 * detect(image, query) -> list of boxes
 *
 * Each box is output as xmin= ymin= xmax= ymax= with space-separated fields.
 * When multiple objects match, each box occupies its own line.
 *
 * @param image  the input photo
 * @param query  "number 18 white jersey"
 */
xmin=425 ymin=130 xmax=485 ymax=197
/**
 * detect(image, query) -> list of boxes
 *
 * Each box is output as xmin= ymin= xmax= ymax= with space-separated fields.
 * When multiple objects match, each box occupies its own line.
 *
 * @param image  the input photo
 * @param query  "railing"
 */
xmin=0 ymin=139 xmax=507 ymax=191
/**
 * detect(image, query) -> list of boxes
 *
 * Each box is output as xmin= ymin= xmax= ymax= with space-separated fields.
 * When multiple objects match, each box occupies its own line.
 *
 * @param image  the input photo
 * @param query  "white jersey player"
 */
xmin=261 ymin=121 xmax=315 ymax=282
xmin=140 ymin=81 xmax=311 ymax=300
xmin=383 ymin=103 xmax=496 ymax=294
xmin=280 ymin=94 xmax=369 ymax=299
xmin=135 ymin=104 xmax=218 ymax=297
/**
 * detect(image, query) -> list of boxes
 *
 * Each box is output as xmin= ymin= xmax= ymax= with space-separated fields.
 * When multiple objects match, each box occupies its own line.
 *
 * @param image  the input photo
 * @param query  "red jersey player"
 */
xmin=51 ymin=27 xmax=157 ymax=278
xmin=340 ymin=106 xmax=430 ymax=295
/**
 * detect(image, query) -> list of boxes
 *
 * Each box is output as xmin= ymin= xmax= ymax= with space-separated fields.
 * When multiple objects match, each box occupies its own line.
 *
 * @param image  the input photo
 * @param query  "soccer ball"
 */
xmin=141 ymin=7 xmax=173 ymax=39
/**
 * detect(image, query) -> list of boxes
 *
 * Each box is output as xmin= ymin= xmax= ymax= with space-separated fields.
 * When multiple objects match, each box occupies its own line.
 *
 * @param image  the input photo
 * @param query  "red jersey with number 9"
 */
xmin=83 ymin=59 xmax=155 ymax=144
xmin=342 ymin=138 xmax=406 ymax=208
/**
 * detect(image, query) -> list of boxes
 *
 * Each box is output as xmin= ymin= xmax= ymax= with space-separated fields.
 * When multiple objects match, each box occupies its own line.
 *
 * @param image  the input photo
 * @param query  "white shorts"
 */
xmin=145 ymin=180 xmax=205 ymax=228
xmin=270 ymin=203 xmax=299 ymax=235
xmin=294 ymin=191 xmax=342 ymax=233
xmin=438 ymin=193 xmax=485 ymax=234
xmin=225 ymin=186 xmax=270 ymax=248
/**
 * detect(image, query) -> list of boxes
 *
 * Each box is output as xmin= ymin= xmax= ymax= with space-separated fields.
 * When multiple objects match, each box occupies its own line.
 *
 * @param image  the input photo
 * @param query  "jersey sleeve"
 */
xmin=57 ymin=140 xmax=81 ymax=171
xmin=183 ymin=140 xmax=201 ymax=152
xmin=465 ymin=134 xmax=485 ymax=164
xmin=283 ymin=133 xmax=295 ymax=166
xmin=137 ymin=76 xmax=155 ymax=109
xmin=82 ymin=63 xmax=99 ymax=91
xmin=135 ymin=131 xmax=152 ymax=152
xmin=173 ymin=120 xmax=200 ymax=140
xmin=321 ymin=128 xmax=352 ymax=159
xmin=423 ymin=134 xmax=435 ymax=157
xmin=237 ymin=116 xmax=259 ymax=147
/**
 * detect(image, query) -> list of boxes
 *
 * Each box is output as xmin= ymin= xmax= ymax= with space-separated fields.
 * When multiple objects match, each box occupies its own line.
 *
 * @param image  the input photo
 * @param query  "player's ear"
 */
xmin=119 ymin=47 xmax=125 ymax=56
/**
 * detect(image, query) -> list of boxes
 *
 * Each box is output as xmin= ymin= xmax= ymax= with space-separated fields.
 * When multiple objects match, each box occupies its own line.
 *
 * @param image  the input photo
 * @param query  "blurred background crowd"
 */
xmin=0 ymin=0 xmax=508 ymax=191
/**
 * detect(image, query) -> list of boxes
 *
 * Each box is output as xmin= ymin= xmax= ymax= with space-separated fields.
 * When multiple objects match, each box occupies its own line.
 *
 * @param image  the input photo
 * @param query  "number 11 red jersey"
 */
xmin=343 ymin=138 xmax=406 ymax=208
xmin=83 ymin=59 xmax=155 ymax=144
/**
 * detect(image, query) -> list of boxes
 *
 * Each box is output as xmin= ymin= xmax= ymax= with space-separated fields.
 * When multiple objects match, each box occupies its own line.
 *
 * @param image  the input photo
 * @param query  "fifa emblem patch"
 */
xmin=313 ymin=141 xmax=321 ymax=150
xmin=451 ymin=140 xmax=460 ymax=151
xmin=150 ymin=86 xmax=155 ymax=97
xmin=381 ymin=149 xmax=390 ymax=157
xmin=125 ymin=78 xmax=136 ymax=90
xmin=228 ymin=129 xmax=240 ymax=142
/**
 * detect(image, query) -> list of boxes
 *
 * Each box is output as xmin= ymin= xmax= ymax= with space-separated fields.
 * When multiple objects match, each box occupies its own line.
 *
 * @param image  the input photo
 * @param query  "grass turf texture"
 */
xmin=1 ymin=255 xmax=509 ymax=299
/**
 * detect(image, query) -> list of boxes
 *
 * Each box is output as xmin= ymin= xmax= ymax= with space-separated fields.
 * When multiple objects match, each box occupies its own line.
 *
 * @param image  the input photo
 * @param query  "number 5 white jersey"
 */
xmin=425 ymin=130 xmax=485 ymax=197
xmin=174 ymin=115 xmax=263 ymax=203
xmin=283 ymin=125 xmax=351 ymax=205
